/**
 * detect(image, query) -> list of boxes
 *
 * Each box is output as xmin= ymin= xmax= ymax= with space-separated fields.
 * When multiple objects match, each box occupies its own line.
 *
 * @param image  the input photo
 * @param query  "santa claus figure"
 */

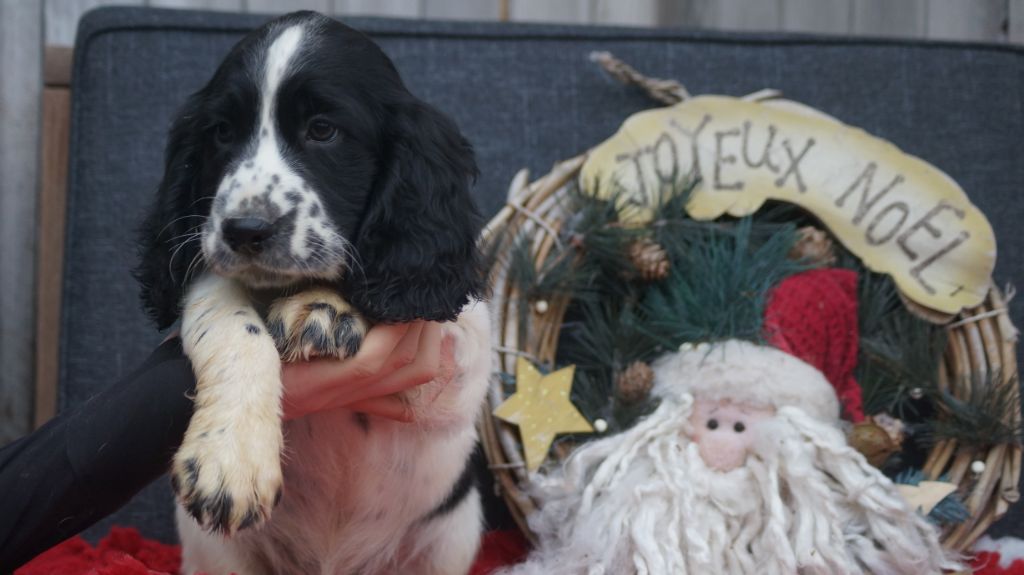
xmin=502 ymin=271 xmax=963 ymax=575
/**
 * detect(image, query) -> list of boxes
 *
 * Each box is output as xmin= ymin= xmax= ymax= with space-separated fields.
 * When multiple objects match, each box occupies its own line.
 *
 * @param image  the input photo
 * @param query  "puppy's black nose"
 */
xmin=222 ymin=217 xmax=277 ymax=254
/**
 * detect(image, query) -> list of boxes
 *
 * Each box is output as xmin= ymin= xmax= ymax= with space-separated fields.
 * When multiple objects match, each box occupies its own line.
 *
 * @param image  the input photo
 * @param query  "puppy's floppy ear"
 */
xmin=134 ymin=94 xmax=207 ymax=330
xmin=345 ymin=98 xmax=485 ymax=324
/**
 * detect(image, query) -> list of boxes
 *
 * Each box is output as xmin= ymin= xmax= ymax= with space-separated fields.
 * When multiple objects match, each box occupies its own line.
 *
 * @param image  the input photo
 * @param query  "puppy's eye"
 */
xmin=706 ymin=419 xmax=719 ymax=430
xmin=734 ymin=422 xmax=745 ymax=433
xmin=307 ymin=119 xmax=338 ymax=143
xmin=214 ymin=122 xmax=235 ymax=145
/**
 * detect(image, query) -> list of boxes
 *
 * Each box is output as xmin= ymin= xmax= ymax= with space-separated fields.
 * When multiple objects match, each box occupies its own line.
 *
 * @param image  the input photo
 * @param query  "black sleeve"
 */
xmin=0 ymin=338 xmax=196 ymax=572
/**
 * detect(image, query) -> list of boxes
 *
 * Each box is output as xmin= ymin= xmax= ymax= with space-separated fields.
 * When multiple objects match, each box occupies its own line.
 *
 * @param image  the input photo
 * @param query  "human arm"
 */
xmin=0 ymin=338 xmax=194 ymax=571
xmin=0 ymin=322 xmax=449 ymax=571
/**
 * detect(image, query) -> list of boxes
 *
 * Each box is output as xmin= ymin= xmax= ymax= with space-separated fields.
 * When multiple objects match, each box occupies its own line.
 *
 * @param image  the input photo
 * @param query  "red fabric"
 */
xmin=25 ymin=526 xmax=1024 ymax=574
xmin=469 ymin=530 xmax=530 ymax=575
xmin=18 ymin=527 xmax=529 ymax=575
xmin=973 ymin=551 xmax=1024 ymax=575
xmin=15 ymin=527 xmax=181 ymax=575
xmin=764 ymin=268 xmax=864 ymax=422
xmin=24 ymin=526 xmax=1022 ymax=574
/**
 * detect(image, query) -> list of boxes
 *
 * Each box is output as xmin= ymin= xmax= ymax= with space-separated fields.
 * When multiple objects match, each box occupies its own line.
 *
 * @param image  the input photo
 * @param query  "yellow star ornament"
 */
xmin=493 ymin=358 xmax=594 ymax=472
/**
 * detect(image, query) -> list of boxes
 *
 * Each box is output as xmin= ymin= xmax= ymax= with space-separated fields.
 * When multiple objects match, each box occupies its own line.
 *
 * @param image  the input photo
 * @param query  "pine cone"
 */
xmin=789 ymin=226 xmax=836 ymax=266
xmin=628 ymin=238 xmax=670 ymax=281
xmin=848 ymin=422 xmax=895 ymax=467
xmin=616 ymin=361 xmax=655 ymax=403
xmin=848 ymin=416 xmax=904 ymax=468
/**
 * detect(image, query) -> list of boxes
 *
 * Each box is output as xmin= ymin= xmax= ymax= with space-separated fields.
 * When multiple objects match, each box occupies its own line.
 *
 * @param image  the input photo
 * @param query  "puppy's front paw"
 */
xmin=171 ymin=420 xmax=283 ymax=535
xmin=267 ymin=289 xmax=368 ymax=361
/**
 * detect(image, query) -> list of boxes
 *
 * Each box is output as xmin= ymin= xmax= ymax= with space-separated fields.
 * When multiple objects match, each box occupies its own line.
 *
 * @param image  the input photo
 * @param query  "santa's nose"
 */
xmin=698 ymin=432 xmax=750 ymax=471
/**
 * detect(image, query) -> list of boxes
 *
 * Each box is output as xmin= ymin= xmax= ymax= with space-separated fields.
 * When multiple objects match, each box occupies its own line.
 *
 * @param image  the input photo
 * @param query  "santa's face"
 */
xmin=688 ymin=398 xmax=775 ymax=471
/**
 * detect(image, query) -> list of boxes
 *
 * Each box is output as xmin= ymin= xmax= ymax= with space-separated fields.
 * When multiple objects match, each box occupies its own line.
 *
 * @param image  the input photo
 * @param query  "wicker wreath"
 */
xmin=479 ymin=54 xmax=1021 ymax=553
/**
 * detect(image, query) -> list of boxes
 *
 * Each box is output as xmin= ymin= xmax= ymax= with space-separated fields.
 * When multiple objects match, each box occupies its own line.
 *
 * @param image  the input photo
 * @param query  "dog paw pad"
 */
xmin=268 ymin=290 xmax=368 ymax=361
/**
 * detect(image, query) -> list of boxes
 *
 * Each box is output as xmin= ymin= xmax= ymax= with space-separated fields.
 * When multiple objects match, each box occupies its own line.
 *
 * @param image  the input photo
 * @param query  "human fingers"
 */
xmin=377 ymin=321 xmax=426 ymax=375
xmin=348 ymin=395 xmax=414 ymax=422
xmin=280 ymin=322 xmax=422 ymax=419
xmin=340 ymin=323 xmax=444 ymax=406
xmin=280 ymin=359 xmax=332 ymax=420
xmin=343 ymin=322 xmax=415 ymax=380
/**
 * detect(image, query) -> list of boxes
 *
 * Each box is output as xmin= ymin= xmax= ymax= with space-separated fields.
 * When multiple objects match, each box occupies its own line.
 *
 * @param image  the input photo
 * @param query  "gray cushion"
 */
xmin=64 ymin=6 xmax=1024 ymax=543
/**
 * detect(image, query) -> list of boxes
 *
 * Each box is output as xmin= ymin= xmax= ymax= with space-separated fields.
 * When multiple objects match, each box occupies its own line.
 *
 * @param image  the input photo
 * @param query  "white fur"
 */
xmin=178 ymin=301 xmax=492 ymax=575
xmin=175 ymin=273 xmax=285 ymax=532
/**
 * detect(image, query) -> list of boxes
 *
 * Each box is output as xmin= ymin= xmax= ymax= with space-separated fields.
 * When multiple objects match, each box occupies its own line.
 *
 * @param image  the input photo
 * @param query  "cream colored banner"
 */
xmin=580 ymin=95 xmax=996 ymax=316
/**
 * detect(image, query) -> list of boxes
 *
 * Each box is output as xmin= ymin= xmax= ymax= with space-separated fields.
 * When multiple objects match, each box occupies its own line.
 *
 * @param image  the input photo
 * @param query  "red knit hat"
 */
xmin=764 ymin=268 xmax=864 ymax=422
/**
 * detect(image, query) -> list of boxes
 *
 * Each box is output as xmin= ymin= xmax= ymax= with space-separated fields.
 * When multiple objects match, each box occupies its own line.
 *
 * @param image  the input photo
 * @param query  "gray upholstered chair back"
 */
xmin=64 ymin=7 xmax=1023 ymax=541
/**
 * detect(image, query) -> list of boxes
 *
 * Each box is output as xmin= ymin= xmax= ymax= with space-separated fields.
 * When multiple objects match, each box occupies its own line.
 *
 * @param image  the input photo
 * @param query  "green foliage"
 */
xmin=492 ymin=179 xmax=1016 ymax=451
xmin=642 ymin=218 xmax=805 ymax=348
xmin=541 ymin=181 xmax=806 ymax=431
xmin=930 ymin=376 xmax=1023 ymax=447
xmin=836 ymin=245 xmax=1018 ymax=448
xmin=854 ymin=271 xmax=948 ymax=417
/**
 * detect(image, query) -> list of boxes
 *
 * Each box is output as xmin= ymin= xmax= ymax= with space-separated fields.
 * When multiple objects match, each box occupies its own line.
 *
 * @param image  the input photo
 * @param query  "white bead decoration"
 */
xmin=594 ymin=418 xmax=608 ymax=433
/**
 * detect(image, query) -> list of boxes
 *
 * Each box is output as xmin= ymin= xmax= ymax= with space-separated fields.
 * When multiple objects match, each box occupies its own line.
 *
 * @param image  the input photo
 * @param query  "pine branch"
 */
xmin=854 ymin=271 xmax=947 ymax=417
xmin=641 ymin=219 xmax=805 ymax=347
xmin=930 ymin=374 xmax=1022 ymax=447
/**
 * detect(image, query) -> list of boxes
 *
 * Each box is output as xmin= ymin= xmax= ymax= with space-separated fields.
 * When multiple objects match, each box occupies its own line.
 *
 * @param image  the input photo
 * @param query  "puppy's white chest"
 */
xmin=254 ymin=412 xmax=477 ymax=573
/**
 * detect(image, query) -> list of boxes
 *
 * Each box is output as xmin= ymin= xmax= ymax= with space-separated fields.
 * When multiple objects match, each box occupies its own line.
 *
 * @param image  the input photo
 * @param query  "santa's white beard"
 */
xmin=500 ymin=394 xmax=962 ymax=575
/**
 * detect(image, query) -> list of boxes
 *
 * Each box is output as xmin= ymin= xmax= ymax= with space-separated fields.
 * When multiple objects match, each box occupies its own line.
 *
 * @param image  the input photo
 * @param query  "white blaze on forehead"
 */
xmin=209 ymin=22 xmax=338 ymax=267
xmin=261 ymin=24 xmax=303 ymax=136
xmin=246 ymin=23 xmax=304 ymax=213
xmin=219 ymin=23 xmax=308 ymax=218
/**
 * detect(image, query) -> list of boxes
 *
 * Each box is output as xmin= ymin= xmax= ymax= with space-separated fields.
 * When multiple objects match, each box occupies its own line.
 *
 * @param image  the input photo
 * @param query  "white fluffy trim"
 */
xmin=652 ymin=339 xmax=840 ymax=422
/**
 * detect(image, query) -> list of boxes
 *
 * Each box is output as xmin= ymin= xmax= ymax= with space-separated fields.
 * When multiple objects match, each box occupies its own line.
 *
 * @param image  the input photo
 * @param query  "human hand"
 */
xmin=281 ymin=321 xmax=455 ymax=423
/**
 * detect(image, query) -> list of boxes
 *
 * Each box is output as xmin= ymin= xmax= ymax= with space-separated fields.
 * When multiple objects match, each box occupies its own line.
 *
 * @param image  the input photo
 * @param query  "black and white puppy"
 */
xmin=135 ymin=11 xmax=490 ymax=575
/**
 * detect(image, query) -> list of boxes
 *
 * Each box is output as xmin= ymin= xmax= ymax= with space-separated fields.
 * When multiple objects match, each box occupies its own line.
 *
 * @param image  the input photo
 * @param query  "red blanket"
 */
xmin=20 ymin=526 xmax=1019 ymax=574
xmin=16 ymin=527 xmax=529 ymax=575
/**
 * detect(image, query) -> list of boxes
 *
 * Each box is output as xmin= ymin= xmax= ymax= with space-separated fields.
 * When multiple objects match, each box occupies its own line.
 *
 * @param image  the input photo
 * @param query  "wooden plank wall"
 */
xmin=2 ymin=0 xmax=1023 ymax=440
xmin=0 ymin=0 xmax=42 ymax=443
xmin=34 ymin=0 xmax=1024 ymax=44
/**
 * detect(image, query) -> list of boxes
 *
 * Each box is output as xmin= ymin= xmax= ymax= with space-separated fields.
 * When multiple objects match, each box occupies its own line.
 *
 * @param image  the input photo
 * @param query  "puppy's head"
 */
xmin=136 ymin=12 xmax=483 ymax=328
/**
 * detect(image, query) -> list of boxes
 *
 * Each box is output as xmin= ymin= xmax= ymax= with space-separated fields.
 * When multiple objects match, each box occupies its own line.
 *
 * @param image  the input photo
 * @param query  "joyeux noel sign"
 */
xmin=580 ymin=95 xmax=996 ymax=316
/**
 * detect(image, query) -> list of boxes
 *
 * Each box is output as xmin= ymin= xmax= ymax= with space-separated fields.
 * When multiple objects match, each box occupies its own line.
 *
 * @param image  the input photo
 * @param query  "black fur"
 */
xmin=342 ymin=98 xmax=484 ymax=323
xmin=134 ymin=92 xmax=209 ymax=330
xmin=135 ymin=11 xmax=484 ymax=327
xmin=421 ymin=454 xmax=476 ymax=523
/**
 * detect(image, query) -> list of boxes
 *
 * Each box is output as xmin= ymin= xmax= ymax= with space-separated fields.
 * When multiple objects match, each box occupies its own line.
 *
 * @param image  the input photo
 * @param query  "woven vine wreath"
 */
xmin=479 ymin=53 xmax=1021 ymax=557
